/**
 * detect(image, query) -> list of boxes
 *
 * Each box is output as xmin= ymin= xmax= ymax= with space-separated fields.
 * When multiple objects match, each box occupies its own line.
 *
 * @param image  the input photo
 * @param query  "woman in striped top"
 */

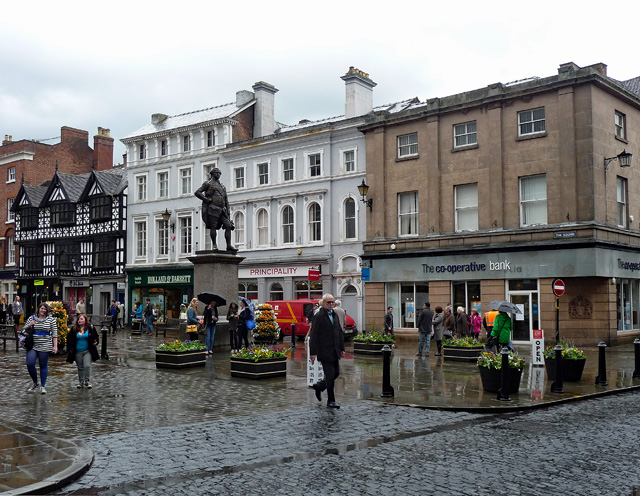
xmin=24 ymin=303 xmax=58 ymax=394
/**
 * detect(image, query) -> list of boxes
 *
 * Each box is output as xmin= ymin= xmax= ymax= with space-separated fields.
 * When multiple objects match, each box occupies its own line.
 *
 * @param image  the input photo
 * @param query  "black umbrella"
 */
xmin=197 ymin=292 xmax=227 ymax=307
xmin=486 ymin=300 xmax=521 ymax=314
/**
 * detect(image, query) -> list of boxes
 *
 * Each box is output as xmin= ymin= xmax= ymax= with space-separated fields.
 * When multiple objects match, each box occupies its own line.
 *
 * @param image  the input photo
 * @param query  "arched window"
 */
xmin=270 ymin=282 xmax=284 ymax=300
xmin=233 ymin=211 xmax=245 ymax=248
xmin=281 ymin=205 xmax=294 ymax=244
xmin=295 ymin=280 xmax=323 ymax=299
xmin=239 ymin=282 xmax=259 ymax=302
xmin=344 ymin=197 xmax=356 ymax=240
xmin=257 ymin=209 xmax=269 ymax=247
xmin=308 ymin=202 xmax=321 ymax=242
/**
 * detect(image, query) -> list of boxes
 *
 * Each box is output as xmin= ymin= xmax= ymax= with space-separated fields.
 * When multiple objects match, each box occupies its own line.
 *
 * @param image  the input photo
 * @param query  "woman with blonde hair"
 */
xmin=186 ymin=298 xmax=200 ymax=341
xmin=66 ymin=314 xmax=99 ymax=389
xmin=0 ymin=294 xmax=7 ymax=324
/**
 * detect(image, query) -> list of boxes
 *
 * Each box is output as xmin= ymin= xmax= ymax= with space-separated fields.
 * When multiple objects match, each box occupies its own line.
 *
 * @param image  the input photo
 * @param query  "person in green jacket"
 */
xmin=491 ymin=311 xmax=515 ymax=352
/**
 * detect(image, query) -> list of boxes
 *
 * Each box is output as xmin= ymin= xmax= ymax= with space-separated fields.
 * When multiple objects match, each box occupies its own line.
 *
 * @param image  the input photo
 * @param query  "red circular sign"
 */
xmin=553 ymin=279 xmax=565 ymax=297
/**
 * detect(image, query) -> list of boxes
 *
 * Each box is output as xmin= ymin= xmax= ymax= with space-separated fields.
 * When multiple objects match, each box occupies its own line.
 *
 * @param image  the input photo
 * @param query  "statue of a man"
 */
xmin=194 ymin=167 xmax=236 ymax=252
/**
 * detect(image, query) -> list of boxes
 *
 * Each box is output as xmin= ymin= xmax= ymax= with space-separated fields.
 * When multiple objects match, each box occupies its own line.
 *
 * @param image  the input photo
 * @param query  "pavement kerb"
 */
xmin=374 ymin=381 xmax=640 ymax=414
xmin=0 ymin=420 xmax=94 ymax=496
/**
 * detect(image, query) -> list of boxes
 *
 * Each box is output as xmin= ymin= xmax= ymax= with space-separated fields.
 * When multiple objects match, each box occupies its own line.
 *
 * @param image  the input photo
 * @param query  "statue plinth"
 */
xmin=189 ymin=251 xmax=245 ymax=351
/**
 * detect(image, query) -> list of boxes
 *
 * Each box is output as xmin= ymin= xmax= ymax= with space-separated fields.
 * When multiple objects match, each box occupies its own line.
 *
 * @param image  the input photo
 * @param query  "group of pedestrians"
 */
xmin=415 ymin=303 xmax=512 ymax=357
xmin=132 ymin=298 xmax=155 ymax=335
xmin=22 ymin=301 xmax=101 ymax=394
xmin=228 ymin=298 xmax=251 ymax=352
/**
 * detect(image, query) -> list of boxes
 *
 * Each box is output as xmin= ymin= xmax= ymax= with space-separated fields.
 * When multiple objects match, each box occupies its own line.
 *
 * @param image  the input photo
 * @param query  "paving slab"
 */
xmin=1 ymin=331 xmax=639 ymax=494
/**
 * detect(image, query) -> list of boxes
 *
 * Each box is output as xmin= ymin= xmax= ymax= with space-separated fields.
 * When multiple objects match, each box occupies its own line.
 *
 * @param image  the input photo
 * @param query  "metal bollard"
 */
xmin=550 ymin=344 xmax=564 ymax=393
xmin=291 ymin=323 xmax=296 ymax=348
xmin=100 ymin=325 xmax=110 ymax=360
xmin=381 ymin=344 xmax=394 ymax=398
xmin=497 ymin=347 xmax=511 ymax=401
xmin=633 ymin=339 xmax=640 ymax=379
xmin=595 ymin=341 xmax=608 ymax=386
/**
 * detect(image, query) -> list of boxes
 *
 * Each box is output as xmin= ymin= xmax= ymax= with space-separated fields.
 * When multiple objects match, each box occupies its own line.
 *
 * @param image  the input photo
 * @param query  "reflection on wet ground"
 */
xmin=1 ymin=332 xmax=640 ymax=494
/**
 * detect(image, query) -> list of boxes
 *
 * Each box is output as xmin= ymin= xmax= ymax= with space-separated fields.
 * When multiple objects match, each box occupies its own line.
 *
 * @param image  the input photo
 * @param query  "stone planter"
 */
xmin=478 ymin=366 xmax=523 ymax=394
xmin=443 ymin=345 xmax=484 ymax=362
xmin=253 ymin=335 xmax=277 ymax=346
xmin=545 ymin=357 xmax=586 ymax=382
xmin=353 ymin=342 xmax=391 ymax=356
xmin=230 ymin=357 xmax=287 ymax=379
xmin=155 ymin=350 xmax=206 ymax=369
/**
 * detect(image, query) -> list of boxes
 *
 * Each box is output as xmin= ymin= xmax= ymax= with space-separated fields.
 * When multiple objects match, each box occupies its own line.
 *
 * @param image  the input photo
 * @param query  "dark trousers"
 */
xmin=228 ymin=329 xmax=239 ymax=350
xmin=317 ymin=359 xmax=340 ymax=403
xmin=238 ymin=327 xmax=249 ymax=348
xmin=111 ymin=316 xmax=118 ymax=334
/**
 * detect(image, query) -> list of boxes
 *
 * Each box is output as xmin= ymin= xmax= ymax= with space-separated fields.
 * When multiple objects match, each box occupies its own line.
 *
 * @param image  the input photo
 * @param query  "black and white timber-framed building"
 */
xmin=12 ymin=168 xmax=127 ymax=317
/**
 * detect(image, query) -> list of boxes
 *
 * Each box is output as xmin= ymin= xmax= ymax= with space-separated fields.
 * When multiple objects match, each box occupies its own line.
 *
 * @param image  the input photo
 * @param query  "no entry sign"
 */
xmin=552 ymin=279 xmax=565 ymax=297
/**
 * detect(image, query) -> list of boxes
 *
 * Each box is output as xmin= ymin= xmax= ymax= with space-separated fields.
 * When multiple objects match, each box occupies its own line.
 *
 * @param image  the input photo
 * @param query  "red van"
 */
xmin=267 ymin=299 xmax=358 ymax=341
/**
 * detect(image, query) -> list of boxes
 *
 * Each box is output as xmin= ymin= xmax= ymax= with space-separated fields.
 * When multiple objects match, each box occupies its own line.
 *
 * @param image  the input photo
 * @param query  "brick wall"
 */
xmin=364 ymin=282 xmax=385 ymax=332
xmin=233 ymin=107 xmax=255 ymax=143
xmin=0 ymin=126 xmax=106 ymax=268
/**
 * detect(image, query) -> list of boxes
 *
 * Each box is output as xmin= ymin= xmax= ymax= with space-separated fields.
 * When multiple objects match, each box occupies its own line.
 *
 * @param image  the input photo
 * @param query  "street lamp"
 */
xmin=603 ymin=149 xmax=633 ymax=224
xmin=357 ymin=179 xmax=373 ymax=212
xmin=604 ymin=149 xmax=632 ymax=171
xmin=162 ymin=208 xmax=175 ymax=233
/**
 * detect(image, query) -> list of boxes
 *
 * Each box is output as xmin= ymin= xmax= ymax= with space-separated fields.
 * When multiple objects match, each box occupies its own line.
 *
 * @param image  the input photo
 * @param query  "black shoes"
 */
xmin=327 ymin=402 xmax=340 ymax=409
xmin=312 ymin=383 xmax=322 ymax=402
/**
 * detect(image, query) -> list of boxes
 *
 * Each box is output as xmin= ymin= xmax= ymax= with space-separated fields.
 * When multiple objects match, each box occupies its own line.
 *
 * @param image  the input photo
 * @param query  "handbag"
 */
xmin=19 ymin=329 xmax=34 ymax=351
xmin=186 ymin=324 xmax=198 ymax=333
xmin=246 ymin=317 xmax=256 ymax=331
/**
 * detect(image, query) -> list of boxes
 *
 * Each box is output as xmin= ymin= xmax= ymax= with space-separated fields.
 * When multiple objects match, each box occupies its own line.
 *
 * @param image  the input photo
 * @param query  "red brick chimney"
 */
xmin=93 ymin=127 xmax=114 ymax=170
xmin=61 ymin=126 xmax=89 ymax=143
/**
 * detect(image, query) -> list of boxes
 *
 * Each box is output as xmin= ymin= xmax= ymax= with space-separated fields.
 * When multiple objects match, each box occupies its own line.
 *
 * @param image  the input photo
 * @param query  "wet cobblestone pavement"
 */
xmin=2 ymin=332 xmax=640 ymax=494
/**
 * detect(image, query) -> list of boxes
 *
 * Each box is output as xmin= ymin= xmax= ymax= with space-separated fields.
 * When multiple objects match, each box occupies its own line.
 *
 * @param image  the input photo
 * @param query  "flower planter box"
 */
xmin=443 ymin=345 xmax=484 ymax=362
xmin=155 ymin=350 xmax=207 ymax=369
xmin=353 ymin=342 xmax=390 ymax=356
xmin=478 ymin=366 xmax=523 ymax=394
xmin=545 ymin=358 xmax=586 ymax=382
xmin=253 ymin=335 xmax=277 ymax=345
xmin=230 ymin=357 xmax=287 ymax=379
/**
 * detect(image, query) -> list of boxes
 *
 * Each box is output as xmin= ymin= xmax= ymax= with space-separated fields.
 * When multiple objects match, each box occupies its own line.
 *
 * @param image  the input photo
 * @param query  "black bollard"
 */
xmin=100 ymin=325 xmax=110 ymax=360
xmin=291 ymin=323 xmax=296 ymax=348
xmin=633 ymin=339 xmax=640 ymax=379
xmin=550 ymin=344 xmax=564 ymax=393
xmin=381 ymin=344 xmax=394 ymax=398
xmin=595 ymin=341 xmax=608 ymax=386
xmin=497 ymin=347 xmax=511 ymax=401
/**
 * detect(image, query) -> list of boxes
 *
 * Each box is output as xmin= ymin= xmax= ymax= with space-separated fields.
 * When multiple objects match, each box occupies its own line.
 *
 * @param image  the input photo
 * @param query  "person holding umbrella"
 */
xmin=237 ymin=297 xmax=252 ymax=349
xmin=197 ymin=292 xmax=227 ymax=355
xmin=203 ymin=300 xmax=218 ymax=355
xmin=487 ymin=301 xmax=518 ymax=352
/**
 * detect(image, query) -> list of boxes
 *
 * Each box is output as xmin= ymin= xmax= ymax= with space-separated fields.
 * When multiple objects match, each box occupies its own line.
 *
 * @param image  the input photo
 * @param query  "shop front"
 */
xmin=238 ymin=264 xmax=327 ymax=305
xmin=365 ymin=246 xmax=640 ymax=346
xmin=127 ymin=267 xmax=194 ymax=322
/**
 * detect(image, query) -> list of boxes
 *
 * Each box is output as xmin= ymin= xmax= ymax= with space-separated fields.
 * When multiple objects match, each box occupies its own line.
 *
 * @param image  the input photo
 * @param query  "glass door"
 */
xmin=509 ymin=292 xmax=531 ymax=342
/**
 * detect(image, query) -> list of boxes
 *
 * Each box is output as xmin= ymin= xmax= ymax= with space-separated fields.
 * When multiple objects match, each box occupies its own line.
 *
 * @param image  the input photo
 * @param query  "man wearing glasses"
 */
xmin=309 ymin=294 xmax=345 ymax=409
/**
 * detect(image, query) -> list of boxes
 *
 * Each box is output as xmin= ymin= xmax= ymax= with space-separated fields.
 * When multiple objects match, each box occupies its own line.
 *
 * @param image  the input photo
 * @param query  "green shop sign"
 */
xmin=130 ymin=272 xmax=193 ymax=286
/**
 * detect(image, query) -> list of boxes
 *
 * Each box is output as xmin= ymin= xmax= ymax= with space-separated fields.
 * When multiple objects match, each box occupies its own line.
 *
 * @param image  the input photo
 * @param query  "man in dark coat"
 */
xmin=309 ymin=293 xmax=345 ymax=409
xmin=416 ymin=302 xmax=434 ymax=356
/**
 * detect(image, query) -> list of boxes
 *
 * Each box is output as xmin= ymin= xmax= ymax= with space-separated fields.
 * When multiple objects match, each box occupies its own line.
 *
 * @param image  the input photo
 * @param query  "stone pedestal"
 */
xmin=189 ymin=250 xmax=244 ymax=351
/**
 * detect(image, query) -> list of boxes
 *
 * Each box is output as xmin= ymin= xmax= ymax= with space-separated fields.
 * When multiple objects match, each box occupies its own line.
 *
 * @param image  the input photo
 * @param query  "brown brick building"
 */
xmin=0 ymin=126 xmax=113 ymax=306
xmin=359 ymin=62 xmax=640 ymax=347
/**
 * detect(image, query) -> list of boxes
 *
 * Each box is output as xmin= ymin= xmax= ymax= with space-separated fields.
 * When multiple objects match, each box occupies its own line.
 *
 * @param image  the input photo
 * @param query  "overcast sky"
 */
xmin=1 ymin=1 xmax=638 ymax=165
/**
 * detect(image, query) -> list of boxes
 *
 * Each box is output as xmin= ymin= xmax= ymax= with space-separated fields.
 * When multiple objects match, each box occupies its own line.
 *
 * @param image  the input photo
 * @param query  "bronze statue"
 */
xmin=194 ymin=167 xmax=236 ymax=252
